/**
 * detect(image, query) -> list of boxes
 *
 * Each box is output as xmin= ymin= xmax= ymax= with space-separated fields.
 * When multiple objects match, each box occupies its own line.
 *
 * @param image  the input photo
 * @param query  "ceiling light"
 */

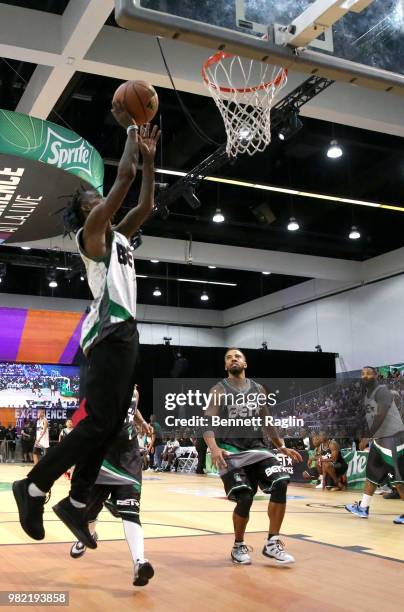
xmin=327 ymin=139 xmax=343 ymax=159
xmin=80 ymin=275 xmax=85 ymax=281
xmin=238 ymin=126 xmax=252 ymax=141
xmin=0 ymin=262 xmax=6 ymax=283
xmin=200 ymin=291 xmax=209 ymax=302
xmin=46 ymin=267 xmax=58 ymax=288
xmin=208 ymin=265 xmax=216 ymax=269
xmin=56 ymin=266 xmax=70 ymax=271
xmin=213 ymin=209 xmax=225 ymax=223
xmin=262 ymin=271 xmax=271 ymax=275
xmin=349 ymin=225 xmax=361 ymax=240
xmin=153 ymin=287 xmax=162 ymax=297
xmin=21 ymin=246 xmax=31 ymax=250
xmin=287 ymin=217 xmax=300 ymax=231
xmin=150 ymin=259 xmax=159 ymax=263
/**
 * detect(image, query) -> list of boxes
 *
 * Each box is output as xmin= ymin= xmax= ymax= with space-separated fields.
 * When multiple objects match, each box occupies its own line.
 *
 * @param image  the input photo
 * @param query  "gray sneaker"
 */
xmin=231 ymin=543 xmax=252 ymax=565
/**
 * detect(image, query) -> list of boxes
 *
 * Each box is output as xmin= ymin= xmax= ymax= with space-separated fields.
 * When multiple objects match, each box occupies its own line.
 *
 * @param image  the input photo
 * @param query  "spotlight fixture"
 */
xmin=153 ymin=287 xmax=162 ymax=297
xmin=163 ymin=336 xmax=172 ymax=347
xmin=262 ymin=271 xmax=271 ymax=275
xmin=150 ymin=259 xmax=159 ymax=263
xmin=183 ymin=185 xmax=201 ymax=209
xmin=315 ymin=344 xmax=323 ymax=353
xmin=349 ymin=225 xmax=361 ymax=240
xmin=21 ymin=246 xmax=31 ymax=251
xmin=327 ymin=140 xmax=343 ymax=159
xmin=278 ymin=111 xmax=303 ymax=142
xmin=200 ymin=291 xmax=209 ymax=302
xmin=46 ymin=267 xmax=58 ymax=288
xmin=208 ymin=265 xmax=216 ymax=269
xmin=213 ymin=209 xmax=225 ymax=223
xmin=80 ymin=274 xmax=85 ymax=281
xmin=287 ymin=217 xmax=300 ymax=231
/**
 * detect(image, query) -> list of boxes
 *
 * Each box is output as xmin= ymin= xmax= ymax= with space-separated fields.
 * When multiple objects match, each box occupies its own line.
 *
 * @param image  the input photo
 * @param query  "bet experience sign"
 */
xmin=0 ymin=109 xmax=104 ymax=244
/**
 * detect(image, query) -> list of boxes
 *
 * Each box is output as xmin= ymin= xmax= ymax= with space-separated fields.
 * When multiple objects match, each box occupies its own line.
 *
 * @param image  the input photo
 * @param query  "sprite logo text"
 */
xmin=40 ymin=127 xmax=93 ymax=176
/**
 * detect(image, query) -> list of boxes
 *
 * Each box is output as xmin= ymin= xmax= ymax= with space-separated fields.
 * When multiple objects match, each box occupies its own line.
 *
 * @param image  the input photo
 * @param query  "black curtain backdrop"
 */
xmin=134 ymin=345 xmax=336 ymax=420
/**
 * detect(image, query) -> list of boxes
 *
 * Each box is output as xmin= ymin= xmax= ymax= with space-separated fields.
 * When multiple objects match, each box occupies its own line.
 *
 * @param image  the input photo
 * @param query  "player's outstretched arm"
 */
xmin=115 ymin=124 xmax=161 ymax=240
xmin=83 ymin=103 xmax=139 ymax=249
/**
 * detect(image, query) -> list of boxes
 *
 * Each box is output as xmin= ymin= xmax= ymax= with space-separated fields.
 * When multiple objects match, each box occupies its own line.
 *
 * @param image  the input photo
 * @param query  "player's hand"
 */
xmin=211 ymin=447 xmax=229 ymax=470
xmin=138 ymin=124 xmax=161 ymax=163
xmin=279 ymin=448 xmax=303 ymax=462
xmin=111 ymin=101 xmax=136 ymax=130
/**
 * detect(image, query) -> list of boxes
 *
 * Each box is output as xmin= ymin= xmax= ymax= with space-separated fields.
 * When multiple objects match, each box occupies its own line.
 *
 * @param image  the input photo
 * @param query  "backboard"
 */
xmin=115 ymin=0 xmax=404 ymax=93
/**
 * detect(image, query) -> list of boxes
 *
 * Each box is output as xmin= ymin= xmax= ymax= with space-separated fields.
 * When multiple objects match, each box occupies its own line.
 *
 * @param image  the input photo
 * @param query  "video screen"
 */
xmin=0 ymin=362 xmax=79 ymax=421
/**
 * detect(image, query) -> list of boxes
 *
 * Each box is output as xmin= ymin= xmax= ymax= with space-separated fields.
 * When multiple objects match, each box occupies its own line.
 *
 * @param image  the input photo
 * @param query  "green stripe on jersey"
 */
xmin=109 ymin=298 xmax=133 ymax=321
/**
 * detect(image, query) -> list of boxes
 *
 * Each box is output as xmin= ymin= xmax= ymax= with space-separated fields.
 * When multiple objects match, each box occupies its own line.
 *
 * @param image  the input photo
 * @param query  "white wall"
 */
xmin=225 ymin=276 xmax=404 ymax=372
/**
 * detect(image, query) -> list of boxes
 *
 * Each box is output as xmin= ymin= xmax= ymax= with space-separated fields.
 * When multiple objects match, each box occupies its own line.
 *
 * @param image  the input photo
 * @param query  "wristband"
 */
xmin=127 ymin=124 xmax=138 ymax=135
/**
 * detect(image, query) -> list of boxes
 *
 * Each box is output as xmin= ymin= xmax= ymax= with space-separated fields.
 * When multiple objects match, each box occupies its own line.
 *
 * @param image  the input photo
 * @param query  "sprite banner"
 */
xmin=0 ymin=109 xmax=104 ymax=244
xmin=205 ymin=449 xmax=368 ymax=490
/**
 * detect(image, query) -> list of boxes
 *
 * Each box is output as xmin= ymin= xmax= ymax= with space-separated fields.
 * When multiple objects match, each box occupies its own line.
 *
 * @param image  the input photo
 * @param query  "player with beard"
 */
xmin=204 ymin=348 xmax=302 ymax=565
xmin=345 ymin=366 xmax=404 ymax=523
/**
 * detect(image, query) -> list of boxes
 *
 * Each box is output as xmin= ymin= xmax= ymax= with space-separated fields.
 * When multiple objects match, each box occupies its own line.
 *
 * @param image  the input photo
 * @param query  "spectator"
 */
xmin=150 ymin=415 xmax=164 ymax=471
xmin=162 ymin=435 xmax=180 ymax=472
xmin=320 ymin=438 xmax=348 ymax=491
xmin=21 ymin=419 xmax=34 ymax=463
xmin=5 ymin=424 xmax=17 ymax=462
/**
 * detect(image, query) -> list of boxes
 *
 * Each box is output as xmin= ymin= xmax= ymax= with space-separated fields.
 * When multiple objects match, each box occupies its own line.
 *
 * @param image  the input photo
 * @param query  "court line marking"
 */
xmin=1 ymin=530 xmax=403 ymax=564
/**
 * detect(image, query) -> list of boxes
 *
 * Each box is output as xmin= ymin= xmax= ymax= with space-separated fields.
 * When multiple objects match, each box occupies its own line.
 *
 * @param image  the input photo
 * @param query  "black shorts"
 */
xmin=221 ymin=456 xmax=291 ymax=501
xmin=366 ymin=432 xmax=404 ymax=485
xmin=85 ymin=483 xmax=141 ymax=522
xmin=32 ymin=446 xmax=46 ymax=457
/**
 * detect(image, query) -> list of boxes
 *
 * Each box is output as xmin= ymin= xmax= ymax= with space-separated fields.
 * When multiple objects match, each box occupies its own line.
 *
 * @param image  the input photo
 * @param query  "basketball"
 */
xmin=113 ymin=80 xmax=159 ymax=125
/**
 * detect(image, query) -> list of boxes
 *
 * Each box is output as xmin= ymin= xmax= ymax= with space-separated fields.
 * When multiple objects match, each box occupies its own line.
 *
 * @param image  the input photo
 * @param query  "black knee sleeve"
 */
xmin=270 ymin=479 xmax=288 ymax=504
xmin=234 ymin=491 xmax=254 ymax=518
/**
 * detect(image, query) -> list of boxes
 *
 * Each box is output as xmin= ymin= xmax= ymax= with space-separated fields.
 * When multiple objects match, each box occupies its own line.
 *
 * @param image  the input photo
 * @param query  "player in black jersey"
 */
xmin=204 ymin=348 xmax=302 ymax=565
xmin=69 ymin=386 xmax=155 ymax=587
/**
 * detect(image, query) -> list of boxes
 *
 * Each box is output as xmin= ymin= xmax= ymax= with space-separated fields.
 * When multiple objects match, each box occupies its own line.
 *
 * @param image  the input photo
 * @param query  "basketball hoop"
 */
xmin=202 ymin=52 xmax=287 ymax=157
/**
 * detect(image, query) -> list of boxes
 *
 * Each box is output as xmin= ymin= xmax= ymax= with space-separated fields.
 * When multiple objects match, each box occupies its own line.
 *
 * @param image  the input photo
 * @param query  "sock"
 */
xmin=123 ymin=520 xmax=145 ymax=564
xmin=360 ymin=494 xmax=372 ymax=509
xmin=234 ymin=540 xmax=245 ymax=546
xmin=28 ymin=483 xmax=46 ymax=497
xmin=268 ymin=533 xmax=278 ymax=541
xmin=69 ymin=497 xmax=86 ymax=509
xmin=88 ymin=520 xmax=97 ymax=535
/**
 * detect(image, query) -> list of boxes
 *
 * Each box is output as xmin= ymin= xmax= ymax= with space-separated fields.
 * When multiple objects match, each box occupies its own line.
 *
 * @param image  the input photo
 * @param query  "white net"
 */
xmin=202 ymin=53 xmax=287 ymax=157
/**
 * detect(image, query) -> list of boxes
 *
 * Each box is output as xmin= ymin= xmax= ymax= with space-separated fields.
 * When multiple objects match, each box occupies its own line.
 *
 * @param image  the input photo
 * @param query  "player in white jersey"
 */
xmin=13 ymin=103 xmax=160 ymax=549
xmin=33 ymin=410 xmax=49 ymax=464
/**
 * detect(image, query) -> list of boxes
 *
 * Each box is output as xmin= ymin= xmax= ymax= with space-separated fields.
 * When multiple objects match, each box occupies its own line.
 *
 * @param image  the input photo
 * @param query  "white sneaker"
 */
xmin=375 ymin=485 xmax=390 ymax=495
xmin=231 ymin=543 xmax=252 ymax=565
xmin=262 ymin=536 xmax=295 ymax=565
xmin=70 ymin=532 xmax=98 ymax=558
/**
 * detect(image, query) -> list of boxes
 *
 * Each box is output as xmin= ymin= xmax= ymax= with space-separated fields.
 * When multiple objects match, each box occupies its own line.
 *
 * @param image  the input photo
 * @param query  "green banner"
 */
xmin=342 ymin=449 xmax=368 ymax=490
xmin=0 ymin=110 xmax=103 ymax=191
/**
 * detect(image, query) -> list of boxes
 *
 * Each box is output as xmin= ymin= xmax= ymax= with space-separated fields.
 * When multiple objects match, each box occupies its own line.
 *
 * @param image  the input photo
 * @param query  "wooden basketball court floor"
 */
xmin=0 ymin=464 xmax=403 ymax=611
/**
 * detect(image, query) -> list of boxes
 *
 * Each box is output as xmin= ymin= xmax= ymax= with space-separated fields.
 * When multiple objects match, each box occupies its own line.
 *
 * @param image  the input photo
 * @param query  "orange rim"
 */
xmin=202 ymin=52 xmax=287 ymax=94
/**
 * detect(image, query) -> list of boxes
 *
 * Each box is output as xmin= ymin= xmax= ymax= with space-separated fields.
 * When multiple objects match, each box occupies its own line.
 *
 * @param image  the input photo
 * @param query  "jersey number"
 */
xmin=116 ymin=243 xmax=133 ymax=267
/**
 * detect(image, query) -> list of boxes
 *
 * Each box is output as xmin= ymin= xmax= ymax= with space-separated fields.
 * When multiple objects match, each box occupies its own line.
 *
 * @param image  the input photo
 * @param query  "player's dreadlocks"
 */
xmin=62 ymin=187 xmax=87 ymax=235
